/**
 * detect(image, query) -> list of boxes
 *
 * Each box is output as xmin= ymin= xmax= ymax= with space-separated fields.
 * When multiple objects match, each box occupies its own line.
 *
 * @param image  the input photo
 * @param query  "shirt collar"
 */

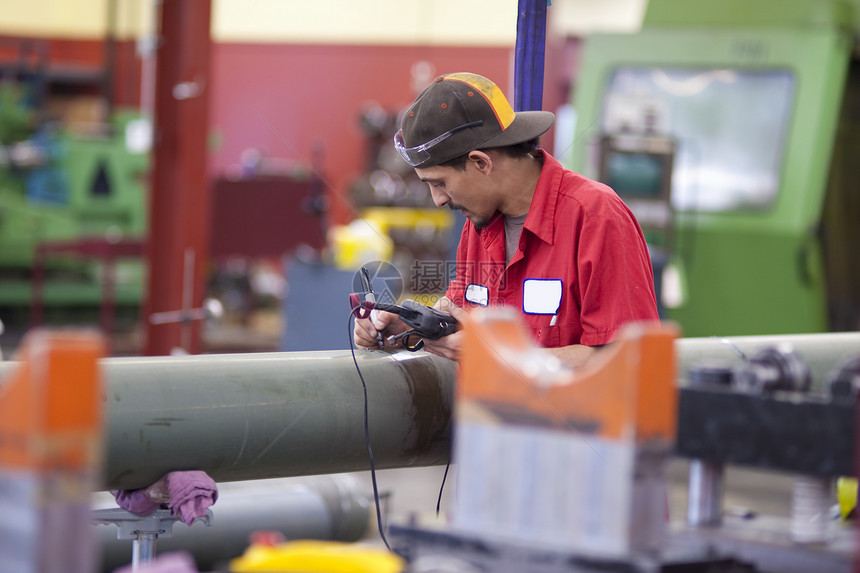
xmin=478 ymin=212 xmax=505 ymax=251
xmin=474 ymin=150 xmax=562 ymax=247
xmin=522 ymin=149 xmax=562 ymax=245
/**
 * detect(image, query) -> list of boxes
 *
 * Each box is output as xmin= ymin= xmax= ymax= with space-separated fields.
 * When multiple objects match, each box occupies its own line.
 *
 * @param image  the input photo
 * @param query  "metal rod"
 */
xmin=181 ymin=247 xmax=194 ymax=353
xmin=790 ymin=476 xmax=833 ymax=544
xmin=133 ymin=532 xmax=157 ymax=568
xmin=686 ymin=460 xmax=724 ymax=526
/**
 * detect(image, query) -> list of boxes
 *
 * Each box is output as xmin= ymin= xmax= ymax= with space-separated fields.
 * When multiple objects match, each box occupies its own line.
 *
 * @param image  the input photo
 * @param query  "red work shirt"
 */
xmin=445 ymin=151 xmax=659 ymax=348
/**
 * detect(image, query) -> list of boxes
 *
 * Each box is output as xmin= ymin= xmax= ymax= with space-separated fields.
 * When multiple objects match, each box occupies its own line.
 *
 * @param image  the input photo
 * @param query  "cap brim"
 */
xmin=479 ymin=110 xmax=555 ymax=149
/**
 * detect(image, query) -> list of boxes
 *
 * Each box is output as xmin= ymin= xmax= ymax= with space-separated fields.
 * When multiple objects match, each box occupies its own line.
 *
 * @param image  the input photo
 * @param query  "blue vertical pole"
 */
xmin=514 ymin=0 xmax=548 ymax=112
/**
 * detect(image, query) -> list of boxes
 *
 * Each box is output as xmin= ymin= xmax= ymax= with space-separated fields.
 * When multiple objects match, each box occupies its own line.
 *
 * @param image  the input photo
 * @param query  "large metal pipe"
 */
xmin=94 ymin=474 xmax=371 ymax=572
xmin=100 ymin=350 xmax=456 ymax=490
xmin=1 ymin=332 xmax=857 ymax=491
xmin=676 ymin=332 xmax=860 ymax=391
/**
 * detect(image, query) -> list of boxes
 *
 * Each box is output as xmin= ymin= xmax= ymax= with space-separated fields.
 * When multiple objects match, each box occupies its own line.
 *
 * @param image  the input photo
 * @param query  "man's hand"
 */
xmin=421 ymin=297 xmax=467 ymax=360
xmin=547 ymin=344 xmax=601 ymax=370
xmin=353 ymin=310 xmax=407 ymax=349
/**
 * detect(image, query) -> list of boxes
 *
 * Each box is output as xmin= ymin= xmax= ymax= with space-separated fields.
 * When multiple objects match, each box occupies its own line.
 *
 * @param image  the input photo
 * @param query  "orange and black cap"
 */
xmin=395 ymin=72 xmax=555 ymax=168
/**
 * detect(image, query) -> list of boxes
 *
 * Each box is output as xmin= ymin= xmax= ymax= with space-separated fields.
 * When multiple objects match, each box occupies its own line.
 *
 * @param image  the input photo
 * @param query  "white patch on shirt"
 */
xmin=465 ymin=284 xmax=489 ymax=306
xmin=523 ymin=279 xmax=562 ymax=314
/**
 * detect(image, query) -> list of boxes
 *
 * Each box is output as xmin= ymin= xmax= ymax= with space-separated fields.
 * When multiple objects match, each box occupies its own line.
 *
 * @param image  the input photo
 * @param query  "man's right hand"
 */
xmin=353 ymin=310 xmax=407 ymax=349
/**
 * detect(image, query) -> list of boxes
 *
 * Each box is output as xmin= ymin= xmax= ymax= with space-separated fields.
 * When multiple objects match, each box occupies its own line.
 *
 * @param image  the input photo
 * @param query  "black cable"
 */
xmin=348 ymin=307 xmax=391 ymax=550
xmin=436 ymin=461 xmax=450 ymax=516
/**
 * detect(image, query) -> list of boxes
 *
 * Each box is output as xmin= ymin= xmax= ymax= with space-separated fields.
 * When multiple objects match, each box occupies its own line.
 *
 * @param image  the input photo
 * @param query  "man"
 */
xmin=354 ymin=72 xmax=658 ymax=368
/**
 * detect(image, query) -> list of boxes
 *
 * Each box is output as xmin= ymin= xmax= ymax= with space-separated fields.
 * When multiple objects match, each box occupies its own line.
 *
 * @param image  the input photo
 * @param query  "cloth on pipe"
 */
xmin=111 ymin=471 xmax=218 ymax=526
xmin=166 ymin=470 xmax=218 ymax=526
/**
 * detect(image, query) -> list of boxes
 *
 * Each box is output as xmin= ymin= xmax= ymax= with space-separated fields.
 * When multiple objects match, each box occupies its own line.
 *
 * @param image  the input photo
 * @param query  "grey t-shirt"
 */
xmin=504 ymin=213 xmax=528 ymax=266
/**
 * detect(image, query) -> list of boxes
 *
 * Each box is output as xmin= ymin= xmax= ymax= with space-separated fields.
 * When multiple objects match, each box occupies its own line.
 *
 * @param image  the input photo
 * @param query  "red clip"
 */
xmin=349 ymin=293 xmax=372 ymax=319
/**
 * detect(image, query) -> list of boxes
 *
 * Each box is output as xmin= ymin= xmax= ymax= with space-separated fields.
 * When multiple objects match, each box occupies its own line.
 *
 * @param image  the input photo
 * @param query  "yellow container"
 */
xmin=360 ymin=207 xmax=453 ymax=233
xmin=230 ymin=540 xmax=405 ymax=573
xmin=837 ymin=477 xmax=857 ymax=520
xmin=328 ymin=220 xmax=393 ymax=270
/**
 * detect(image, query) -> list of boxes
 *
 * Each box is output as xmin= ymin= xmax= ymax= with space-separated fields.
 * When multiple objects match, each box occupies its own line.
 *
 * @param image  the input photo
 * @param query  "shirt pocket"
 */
xmin=536 ymin=324 xmax=560 ymax=348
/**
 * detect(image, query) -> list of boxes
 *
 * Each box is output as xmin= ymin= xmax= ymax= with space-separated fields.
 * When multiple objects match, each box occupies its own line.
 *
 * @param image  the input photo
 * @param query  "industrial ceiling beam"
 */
xmin=143 ymin=0 xmax=212 ymax=355
xmin=514 ymin=0 xmax=548 ymax=112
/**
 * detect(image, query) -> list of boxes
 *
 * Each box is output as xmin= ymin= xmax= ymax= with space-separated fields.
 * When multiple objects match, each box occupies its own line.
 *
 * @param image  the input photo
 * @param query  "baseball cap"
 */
xmin=395 ymin=72 xmax=555 ymax=168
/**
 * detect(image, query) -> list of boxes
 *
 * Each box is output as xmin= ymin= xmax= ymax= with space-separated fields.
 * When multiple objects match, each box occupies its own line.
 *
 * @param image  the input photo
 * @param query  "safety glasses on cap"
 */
xmin=393 ymin=120 xmax=483 ymax=167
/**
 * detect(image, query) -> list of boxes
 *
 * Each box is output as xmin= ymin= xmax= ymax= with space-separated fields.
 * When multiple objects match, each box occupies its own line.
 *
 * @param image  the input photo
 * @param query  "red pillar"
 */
xmin=143 ymin=0 xmax=212 ymax=355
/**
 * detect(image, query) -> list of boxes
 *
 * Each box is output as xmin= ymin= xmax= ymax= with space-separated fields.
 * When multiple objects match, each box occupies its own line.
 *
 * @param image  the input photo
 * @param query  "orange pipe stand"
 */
xmin=0 ymin=330 xmax=105 ymax=573
xmin=453 ymin=307 xmax=678 ymax=559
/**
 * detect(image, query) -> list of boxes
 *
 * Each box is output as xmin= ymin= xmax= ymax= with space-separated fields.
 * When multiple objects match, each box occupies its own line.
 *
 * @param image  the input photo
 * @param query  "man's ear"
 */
xmin=466 ymin=150 xmax=493 ymax=175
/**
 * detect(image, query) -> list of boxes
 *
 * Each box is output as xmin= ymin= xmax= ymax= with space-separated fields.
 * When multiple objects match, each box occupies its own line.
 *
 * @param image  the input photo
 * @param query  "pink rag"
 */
xmin=111 ymin=488 xmax=160 ymax=516
xmin=112 ymin=471 xmax=218 ymax=526
xmin=165 ymin=471 xmax=218 ymax=526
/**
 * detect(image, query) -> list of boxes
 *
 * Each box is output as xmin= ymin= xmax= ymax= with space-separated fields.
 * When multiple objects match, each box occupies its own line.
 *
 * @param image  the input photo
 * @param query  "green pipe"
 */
xmin=676 ymin=332 xmax=860 ymax=391
xmin=99 ymin=349 xmax=456 ymax=489
xmin=95 ymin=475 xmax=371 ymax=572
xmin=1 ymin=332 xmax=857 ymax=491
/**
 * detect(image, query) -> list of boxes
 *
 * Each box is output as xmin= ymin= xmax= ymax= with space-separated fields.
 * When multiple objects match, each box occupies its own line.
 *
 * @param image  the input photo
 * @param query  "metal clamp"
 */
xmin=93 ymin=507 xmax=213 ymax=570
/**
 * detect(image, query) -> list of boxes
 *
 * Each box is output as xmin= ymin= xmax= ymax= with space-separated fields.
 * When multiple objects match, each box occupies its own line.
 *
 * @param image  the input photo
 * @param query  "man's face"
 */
xmin=415 ymin=161 xmax=498 ymax=230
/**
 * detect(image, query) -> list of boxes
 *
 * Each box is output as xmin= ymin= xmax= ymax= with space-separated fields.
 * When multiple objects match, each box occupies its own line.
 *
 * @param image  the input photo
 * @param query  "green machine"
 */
xmin=564 ymin=0 xmax=860 ymax=337
xmin=0 ymin=80 xmax=148 ymax=323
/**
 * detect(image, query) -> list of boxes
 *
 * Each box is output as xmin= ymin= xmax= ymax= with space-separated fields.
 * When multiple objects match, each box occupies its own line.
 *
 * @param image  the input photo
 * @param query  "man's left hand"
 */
xmin=421 ymin=297 xmax=466 ymax=360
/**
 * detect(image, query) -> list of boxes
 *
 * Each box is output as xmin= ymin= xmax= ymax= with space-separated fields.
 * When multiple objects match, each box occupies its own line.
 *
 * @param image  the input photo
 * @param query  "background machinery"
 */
xmin=565 ymin=0 xmax=860 ymax=337
xmin=0 ymin=37 xmax=148 ymax=329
